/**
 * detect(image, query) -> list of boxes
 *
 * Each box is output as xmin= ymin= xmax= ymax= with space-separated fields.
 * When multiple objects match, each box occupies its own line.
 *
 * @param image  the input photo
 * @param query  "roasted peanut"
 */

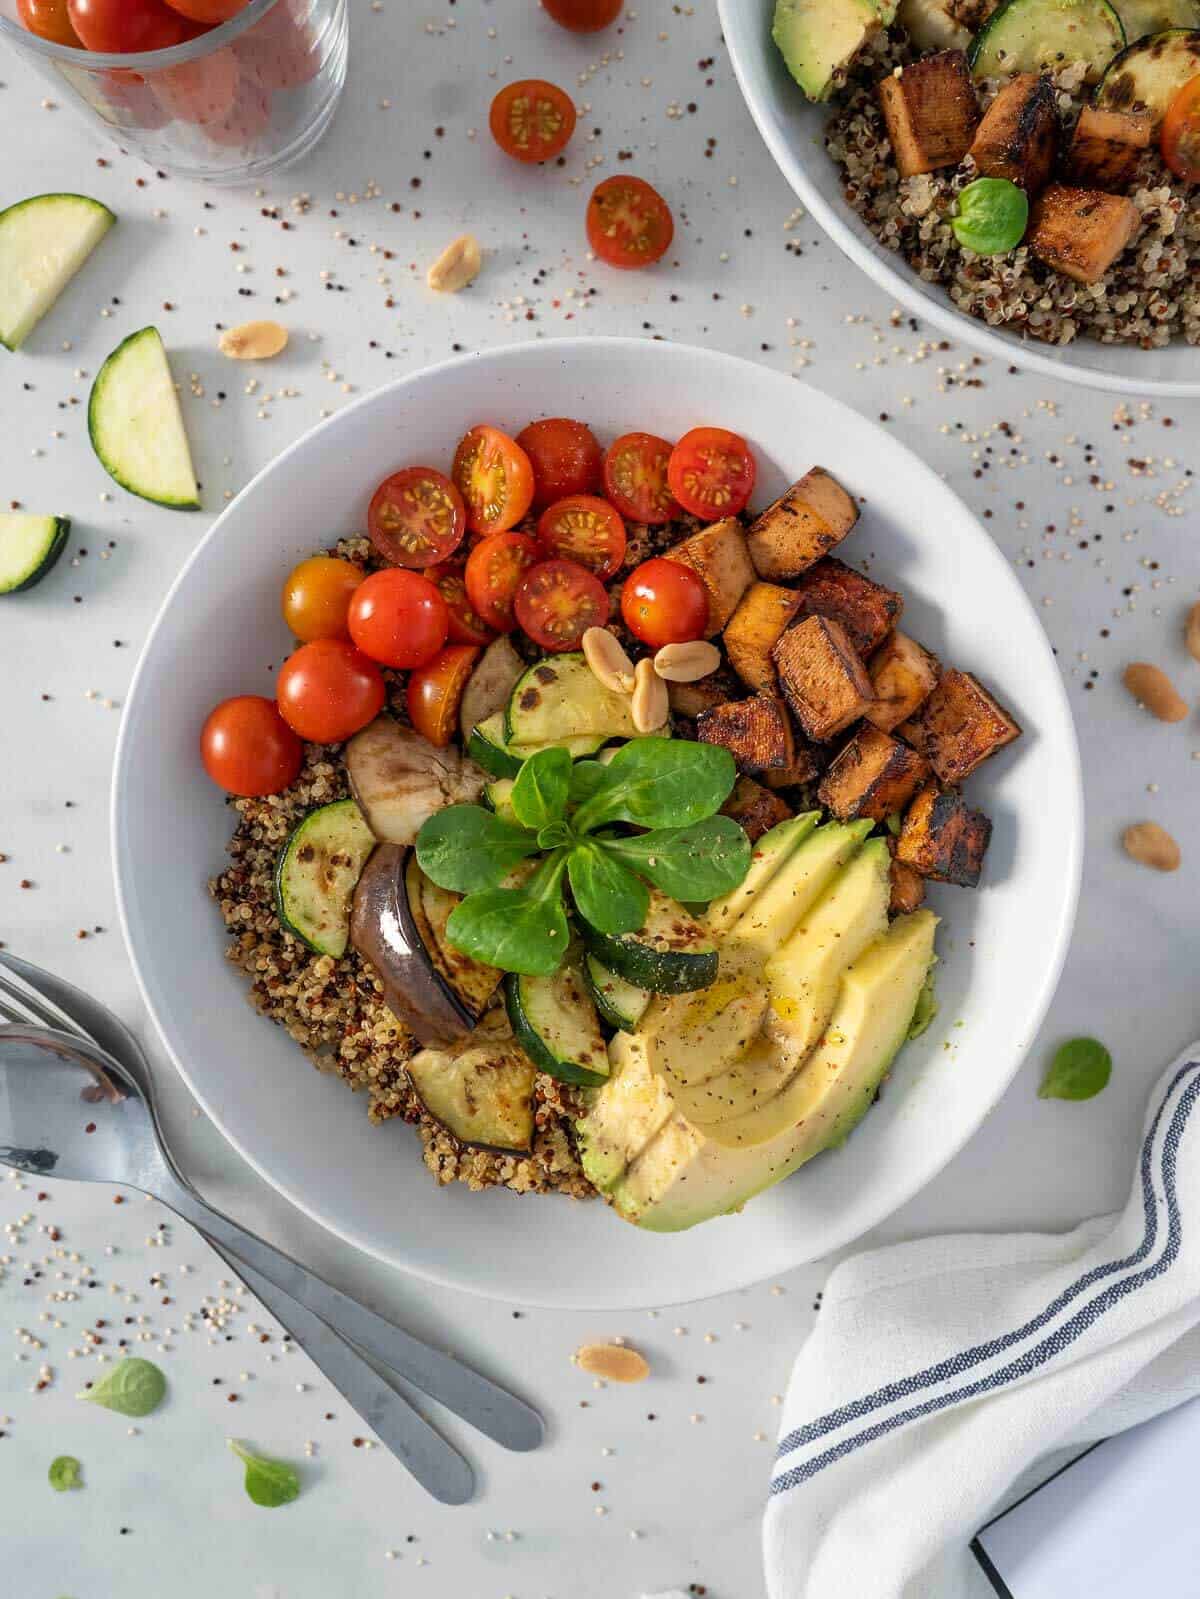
xmin=652 ymin=640 xmax=722 ymax=682
xmin=218 ymin=320 xmax=288 ymax=360
xmin=1123 ymin=662 xmax=1188 ymax=723
xmin=1186 ymin=602 xmax=1200 ymax=665
xmin=582 ymin=626 xmax=635 ymax=694
xmin=1122 ymin=821 xmax=1180 ymax=872
xmin=575 ymin=1342 xmax=649 ymax=1383
xmin=426 ymin=233 xmax=482 ymax=293
xmin=632 ymin=656 xmax=669 ymax=733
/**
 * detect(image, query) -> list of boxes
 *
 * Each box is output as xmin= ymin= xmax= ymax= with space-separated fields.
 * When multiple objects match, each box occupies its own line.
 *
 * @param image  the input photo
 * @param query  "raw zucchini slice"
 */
xmin=0 ymin=513 xmax=70 ymax=595
xmin=505 ymin=957 xmax=610 ymax=1086
xmin=1096 ymin=26 xmax=1200 ymax=121
xmin=970 ymin=0 xmax=1125 ymax=81
xmin=483 ymin=777 xmax=517 ymax=821
xmin=584 ymin=954 xmax=653 ymax=1033
xmin=88 ymin=327 xmax=200 ymax=509
xmin=505 ymin=652 xmax=651 ymax=747
xmin=467 ymin=713 xmax=523 ymax=777
xmin=0 ymin=193 xmax=114 ymax=352
xmin=275 ymin=799 xmax=375 ymax=959
xmin=407 ymin=1038 xmax=535 ymax=1152
xmin=580 ymin=889 xmax=719 ymax=995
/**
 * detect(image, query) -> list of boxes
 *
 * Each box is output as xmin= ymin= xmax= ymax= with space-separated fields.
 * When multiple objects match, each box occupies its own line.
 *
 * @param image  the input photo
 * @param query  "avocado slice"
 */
xmin=576 ymin=1032 xmax=675 ymax=1195
xmin=727 ymin=818 xmax=872 ymax=957
xmin=705 ymin=811 xmax=819 ymax=936
xmin=772 ymin=0 xmax=896 ymax=103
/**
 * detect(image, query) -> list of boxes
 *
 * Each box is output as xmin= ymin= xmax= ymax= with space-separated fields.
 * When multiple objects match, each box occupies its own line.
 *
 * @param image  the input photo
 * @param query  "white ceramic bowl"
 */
xmin=113 ymin=338 xmax=1082 ymax=1309
xmin=718 ymin=0 xmax=1199 ymax=398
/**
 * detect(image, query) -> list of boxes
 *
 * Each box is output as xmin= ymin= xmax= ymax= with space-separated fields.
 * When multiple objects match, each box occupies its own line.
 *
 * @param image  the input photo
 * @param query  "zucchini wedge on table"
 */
xmin=275 ymin=798 xmax=375 ymax=959
xmin=89 ymin=327 xmax=200 ymax=509
xmin=0 ymin=513 xmax=70 ymax=595
xmin=505 ymin=954 xmax=610 ymax=1087
xmin=0 ymin=193 xmax=114 ymax=352
xmin=581 ymin=889 xmax=719 ymax=995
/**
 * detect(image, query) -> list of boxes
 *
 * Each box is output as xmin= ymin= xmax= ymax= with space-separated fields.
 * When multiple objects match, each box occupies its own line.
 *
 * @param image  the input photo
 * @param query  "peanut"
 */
xmin=574 ymin=1342 xmax=649 ymax=1383
xmin=582 ymin=626 xmax=635 ymax=694
xmin=1122 ymin=821 xmax=1180 ymax=872
xmin=426 ymin=233 xmax=482 ymax=294
xmin=1186 ymin=602 xmax=1200 ymax=665
xmin=652 ymin=640 xmax=722 ymax=682
xmin=1123 ymin=662 xmax=1188 ymax=723
xmin=217 ymin=320 xmax=288 ymax=360
xmin=631 ymin=656 xmax=669 ymax=733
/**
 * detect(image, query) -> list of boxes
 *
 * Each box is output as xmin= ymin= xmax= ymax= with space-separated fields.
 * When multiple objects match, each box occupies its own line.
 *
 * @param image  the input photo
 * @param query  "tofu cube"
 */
xmin=664 ymin=517 xmax=755 ymax=637
xmin=746 ymin=468 xmax=858 ymax=580
xmin=888 ymin=855 xmax=927 ymax=915
xmin=762 ymin=744 xmax=823 ymax=790
xmin=817 ymin=726 xmax=931 ymax=822
xmin=877 ymin=50 xmax=980 ymax=177
xmin=1063 ymin=105 xmax=1152 ymax=192
xmin=866 ymin=631 xmax=940 ymax=732
xmin=969 ymin=73 xmax=1058 ymax=194
xmin=772 ymin=615 xmax=876 ymax=742
xmin=896 ymin=782 xmax=992 ymax=888
xmin=793 ymin=556 xmax=903 ymax=657
xmin=665 ymin=663 xmax=742 ymax=721
xmin=720 ymin=775 xmax=794 ymax=843
xmin=1028 ymin=185 xmax=1139 ymax=285
xmin=902 ymin=667 xmax=1021 ymax=783
xmin=724 ymin=581 xmax=805 ymax=693
xmin=696 ymin=694 xmax=795 ymax=777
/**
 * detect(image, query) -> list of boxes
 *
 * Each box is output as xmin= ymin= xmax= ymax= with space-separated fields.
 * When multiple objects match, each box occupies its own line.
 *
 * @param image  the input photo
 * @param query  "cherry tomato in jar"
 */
xmin=67 ymin=0 xmax=190 ymax=52
xmin=1161 ymin=75 xmax=1200 ymax=183
xmin=452 ymin=425 xmax=536 ymax=537
xmin=276 ymin=638 xmax=385 ymax=744
xmin=200 ymin=694 xmax=303 ymax=796
xmin=586 ymin=176 xmax=674 ymax=270
xmin=516 ymin=417 xmax=603 ymax=507
xmin=347 ymin=568 xmax=448 ymax=669
xmin=540 ymin=0 xmax=622 ymax=30
xmin=602 ymin=431 xmax=678 ymax=525
xmin=490 ymin=79 xmax=576 ymax=163
xmin=620 ymin=556 xmax=708 ymax=648
xmin=17 ymin=0 xmax=82 ymax=47
xmin=537 ymin=495 xmax=626 ymax=580
xmin=464 ymin=531 xmax=543 ymax=633
xmin=281 ymin=555 xmax=362 ymax=642
xmin=425 ymin=560 xmax=496 ymax=647
xmin=515 ymin=559 xmax=610 ymax=653
xmin=367 ymin=465 xmax=466 ymax=569
xmin=407 ymin=644 xmax=482 ymax=748
xmin=162 ymin=0 xmax=246 ymax=21
xmin=667 ymin=426 xmax=756 ymax=520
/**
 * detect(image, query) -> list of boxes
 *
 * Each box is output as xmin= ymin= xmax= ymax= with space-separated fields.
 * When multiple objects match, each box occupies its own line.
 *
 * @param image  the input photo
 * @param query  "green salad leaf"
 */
xmin=49 ymin=1456 xmax=83 ymax=1492
xmin=77 ymin=1358 xmax=166 ymax=1418
xmin=567 ymin=841 xmax=649 ymax=935
xmin=1039 ymin=1038 xmax=1112 ymax=1102
xmin=415 ymin=804 xmax=540 ymax=894
xmin=229 ymin=1440 xmax=301 ymax=1509
xmin=510 ymin=746 xmax=571 ymax=832
xmin=598 ymin=817 xmax=751 ymax=902
xmin=446 ymin=850 xmax=571 ymax=975
xmin=571 ymin=737 xmax=737 ymax=832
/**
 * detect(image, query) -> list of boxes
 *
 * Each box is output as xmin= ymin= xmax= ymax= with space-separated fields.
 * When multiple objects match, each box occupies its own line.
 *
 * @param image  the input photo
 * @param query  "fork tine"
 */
xmin=0 ymin=968 xmax=92 ymax=1041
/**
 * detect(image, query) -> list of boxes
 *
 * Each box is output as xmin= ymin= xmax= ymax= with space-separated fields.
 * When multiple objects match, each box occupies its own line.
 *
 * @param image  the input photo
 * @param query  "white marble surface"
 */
xmin=1 ymin=3 xmax=1196 ymax=1596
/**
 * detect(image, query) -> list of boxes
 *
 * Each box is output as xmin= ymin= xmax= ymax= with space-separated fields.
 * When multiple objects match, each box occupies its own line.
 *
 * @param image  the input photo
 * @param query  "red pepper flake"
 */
xmin=84 ymin=1123 xmax=96 ymax=1134
xmin=227 ymin=1393 xmax=238 ymax=1403
xmin=37 ymin=1192 xmax=48 ymax=1201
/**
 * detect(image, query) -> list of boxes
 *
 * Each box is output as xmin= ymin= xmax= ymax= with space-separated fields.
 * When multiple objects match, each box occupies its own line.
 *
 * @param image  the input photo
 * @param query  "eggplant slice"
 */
xmin=346 ymin=717 xmax=486 ymax=846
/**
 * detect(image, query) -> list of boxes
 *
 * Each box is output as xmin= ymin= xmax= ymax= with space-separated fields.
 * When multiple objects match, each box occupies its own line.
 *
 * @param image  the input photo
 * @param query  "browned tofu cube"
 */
xmin=724 ymin=582 xmax=805 ymax=693
xmin=896 ymin=783 xmax=992 ymax=888
xmin=746 ymin=468 xmax=858 ymax=581
xmin=792 ymin=557 xmax=903 ymax=658
xmin=888 ymin=855 xmax=927 ymax=915
xmin=866 ymin=631 xmax=940 ymax=733
xmin=762 ymin=744 xmax=823 ymax=790
xmin=817 ymin=726 xmax=931 ymax=822
xmin=1028 ymin=185 xmax=1139 ymax=285
xmin=969 ymin=73 xmax=1058 ymax=194
xmin=903 ymin=668 xmax=1021 ymax=783
xmin=877 ymin=50 xmax=980 ymax=177
xmin=696 ymin=694 xmax=795 ymax=778
xmin=1062 ymin=105 xmax=1152 ymax=192
xmin=772 ymin=616 xmax=876 ymax=743
xmin=720 ymin=775 xmax=794 ymax=843
xmin=665 ymin=663 xmax=741 ymax=721
xmin=664 ymin=517 xmax=755 ymax=637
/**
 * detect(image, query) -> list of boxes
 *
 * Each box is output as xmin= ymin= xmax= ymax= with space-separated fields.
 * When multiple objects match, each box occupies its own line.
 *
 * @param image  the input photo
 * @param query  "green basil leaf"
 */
xmin=1038 ymin=1037 xmax=1112 ymax=1102
xmin=567 ymin=842 xmax=649 ymax=936
xmin=416 ymin=804 xmax=540 ymax=894
xmin=77 ymin=1358 xmax=166 ymax=1418
xmin=572 ymin=738 xmax=737 ymax=833
xmin=445 ymin=851 xmax=570 ymax=975
xmin=49 ymin=1456 xmax=83 ymax=1492
xmin=510 ymin=746 xmax=571 ymax=832
xmin=598 ymin=817 xmax=752 ymax=901
xmin=229 ymin=1440 xmax=301 ymax=1509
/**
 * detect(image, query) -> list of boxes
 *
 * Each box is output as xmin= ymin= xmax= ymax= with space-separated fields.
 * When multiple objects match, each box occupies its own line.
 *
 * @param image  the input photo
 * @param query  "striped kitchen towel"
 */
xmin=764 ymin=1046 xmax=1200 ymax=1599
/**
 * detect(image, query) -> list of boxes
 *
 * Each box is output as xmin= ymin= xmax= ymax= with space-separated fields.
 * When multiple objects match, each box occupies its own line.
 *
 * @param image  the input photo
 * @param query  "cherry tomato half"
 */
xmin=464 ymin=531 xmax=543 ymax=633
xmin=515 ymin=559 xmax=610 ymax=652
xmin=603 ymin=431 xmax=679 ymax=525
xmin=347 ymin=569 xmax=448 ymax=669
xmin=407 ymin=644 xmax=481 ymax=748
xmin=540 ymin=0 xmax=622 ymax=30
xmin=163 ymin=0 xmax=246 ymax=21
xmin=367 ymin=465 xmax=466 ymax=569
xmin=17 ymin=0 xmax=82 ymax=47
xmin=516 ymin=417 xmax=603 ymax=507
xmin=586 ymin=176 xmax=674 ymax=270
xmin=426 ymin=560 xmax=496 ymax=646
xmin=537 ymin=495 xmax=626 ymax=580
xmin=667 ymin=427 xmax=756 ymax=520
xmin=490 ymin=79 xmax=576 ymax=164
xmin=67 ymin=0 xmax=190 ymax=52
xmin=201 ymin=694 xmax=303 ymax=797
xmin=276 ymin=638 xmax=385 ymax=744
xmin=1162 ymin=74 xmax=1200 ymax=183
xmin=281 ymin=555 xmax=363 ymax=642
xmin=452 ymin=425 xmax=536 ymax=536
xmin=620 ymin=556 xmax=708 ymax=648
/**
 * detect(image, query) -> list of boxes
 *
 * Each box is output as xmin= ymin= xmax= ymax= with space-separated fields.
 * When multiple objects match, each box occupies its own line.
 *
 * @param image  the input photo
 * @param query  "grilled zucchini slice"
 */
xmin=505 ymin=954 xmax=610 ymax=1086
xmin=580 ymin=889 xmax=719 ymax=994
xmin=275 ymin=799 xmax=375 ymax=958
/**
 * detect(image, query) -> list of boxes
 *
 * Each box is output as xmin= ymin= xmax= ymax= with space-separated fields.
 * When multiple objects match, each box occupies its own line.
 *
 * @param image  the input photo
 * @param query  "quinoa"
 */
xmin=825 ymin=33 xmax=1199 ymax=350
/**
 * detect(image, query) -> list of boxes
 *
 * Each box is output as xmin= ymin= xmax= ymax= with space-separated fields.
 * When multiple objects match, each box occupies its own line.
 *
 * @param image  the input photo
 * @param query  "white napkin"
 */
xmin=764 ymin=1045 xmax=1200 ymax=1599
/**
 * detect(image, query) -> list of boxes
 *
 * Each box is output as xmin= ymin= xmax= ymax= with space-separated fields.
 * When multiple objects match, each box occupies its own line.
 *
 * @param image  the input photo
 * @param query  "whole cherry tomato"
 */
xmin=603 ymin=431 xmax=679 ymax=525
xmin=200 ymin=694 xmax=302 ymax=796
xmin=537 ymin=495 xmax=626 ymax=580
xmin=515 ymin=559 xmax=610 ymax=652
xmin=281 ymin=556 xmax=363 ymax=642
xmin=347 ymin=569 xmax=448 ymax=669
xmin=667 ymin=427 xmax=756 ymax=519
xmin=586 ymin=176 xmax=674 ymax=270
xmin=620 ymin=557 xmax=709 ymax=648
xmin=464 ymin=531 xmax=543 ymax=633
xmin=451 ymin=425 xmax=536 ymax=536
xmin=367 ymin=465 xmax=466 ymax=569
xmin=17 ymin=0 xmax=82 ymax=47
xmin=516 ymin=417 xmax=603 ymax=507
xmin=67 ymin=0 xmax=191 ymax=52
xmin=425 ymin=560 xmax=496 ymax=647
xmin=163 ymin=0 xmax=246 ymax=21
xmin=1161 ymin=74 xmax=1200 ymax=183
xmin=540 ymin=0 xmax=622 ymax=30
xmin=276 ymin=639 xmax=385 ymax=744
xmin=407 ymin=644 xmax=481 ymax=748
xmin=490 ymin=79 xmax=576 ymax=163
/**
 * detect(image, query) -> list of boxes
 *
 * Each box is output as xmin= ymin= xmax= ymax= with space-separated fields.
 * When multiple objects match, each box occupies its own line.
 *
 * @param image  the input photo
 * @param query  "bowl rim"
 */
xmin=111 ymin=336 xmax=1084 ymax=1307
xmin=716 ymin=0 xmax=1200 ymax=401
xmin=0 ymin=0 xmax=278 ymax=72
